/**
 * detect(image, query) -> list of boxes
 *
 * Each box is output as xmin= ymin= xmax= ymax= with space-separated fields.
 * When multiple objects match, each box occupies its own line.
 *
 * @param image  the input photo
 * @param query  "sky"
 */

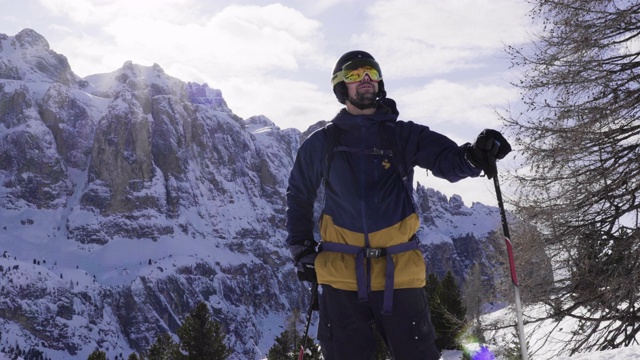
xmin=0 ymin=0 xmax=536 ymax=206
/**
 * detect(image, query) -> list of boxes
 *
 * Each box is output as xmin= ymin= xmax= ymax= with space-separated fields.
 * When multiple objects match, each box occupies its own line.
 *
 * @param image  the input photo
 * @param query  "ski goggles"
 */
xmin=343 ymin=66 xmax=382 ymax=83
xmin=331 ymin=59 xmax=383 ymax=86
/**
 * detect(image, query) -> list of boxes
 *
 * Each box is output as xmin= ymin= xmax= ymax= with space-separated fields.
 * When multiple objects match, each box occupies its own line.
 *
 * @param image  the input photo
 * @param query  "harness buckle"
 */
xmin=363 ymin=248 xmax=384 ymax=258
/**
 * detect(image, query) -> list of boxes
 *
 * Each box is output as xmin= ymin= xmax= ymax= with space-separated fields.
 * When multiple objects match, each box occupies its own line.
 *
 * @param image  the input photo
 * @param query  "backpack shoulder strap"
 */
xmin=384 ymin=122 xmax=415 ymax=210
xmin=322 ymin=123 xmax=341 ymax=187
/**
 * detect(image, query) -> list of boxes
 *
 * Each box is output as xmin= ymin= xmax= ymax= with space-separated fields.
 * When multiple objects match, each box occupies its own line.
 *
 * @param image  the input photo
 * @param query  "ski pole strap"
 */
xmin=320 ymin=238 xmax=419 ymax=315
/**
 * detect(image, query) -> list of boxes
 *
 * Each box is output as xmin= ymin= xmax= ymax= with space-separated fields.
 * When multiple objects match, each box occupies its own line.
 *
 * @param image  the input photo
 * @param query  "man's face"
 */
xmin=345 ymin=72 xmax=379 ymax=106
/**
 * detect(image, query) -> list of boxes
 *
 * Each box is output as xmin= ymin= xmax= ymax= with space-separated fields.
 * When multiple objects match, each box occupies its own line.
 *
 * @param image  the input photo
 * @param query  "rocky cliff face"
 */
xmin=0 ymin=29 xmax=511 ymax=359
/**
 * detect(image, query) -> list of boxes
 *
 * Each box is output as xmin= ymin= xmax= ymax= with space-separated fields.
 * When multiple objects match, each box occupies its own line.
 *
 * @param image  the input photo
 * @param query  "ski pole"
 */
xmin=298 ymin=282 xmax=318 ymax=360
xmin=489 ymin=156 xmax=529 ymax=360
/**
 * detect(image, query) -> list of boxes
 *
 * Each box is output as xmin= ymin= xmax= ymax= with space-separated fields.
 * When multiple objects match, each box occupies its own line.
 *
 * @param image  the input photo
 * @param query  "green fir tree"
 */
xmin=267 ymin=329 xmax=295 ymax=359
xmin=430 ymin=271 xmax=468 ymax=351
xmin=425 ymin=272 xmax=440 ymax=304
xmin=147 ymin=332 xmax=181 ymax=360
xmin=267 ymin=329 xmax=321 ymax=360
xmin=177 ymin=302 xmax=233 ymax=360
xmin=87 ymin=350 xmax=107 ymax=360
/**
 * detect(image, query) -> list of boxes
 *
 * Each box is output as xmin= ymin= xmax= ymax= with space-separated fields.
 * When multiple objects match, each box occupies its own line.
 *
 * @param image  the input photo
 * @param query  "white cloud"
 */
xmin=48 ymin=2 xmax=326 ymax=78
xmin=29 ymin=1 xmax=333 ymax=128
xmin=39 ymin=0 xmax=97 ymax=23
xmin=354 ymin=0 xmax=532 ymax=78
xmin=217 ymin=77 xmax=338 ymax=130
xmin=40 ymin=0 xmax=194 ymax=24
xmin=369 ymin=0 xmax=530 ymax=48
xmin=397 ymin=79 xmax=515 ymax=128
xmin=304 ymin=0 xmax=350 ymax=16
xmin=196 ymin=4 xmax=325 ymax=72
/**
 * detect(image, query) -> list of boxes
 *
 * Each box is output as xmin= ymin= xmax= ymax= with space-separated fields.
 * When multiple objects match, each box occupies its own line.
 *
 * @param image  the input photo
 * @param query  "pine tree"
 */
xmin=24 ymin=347 xmax=46 ymax=360
xmin=425 ymin=272 xmax=440 ymax=304
xmin=294 ymin=337 xmax=322 ymax=360
xmin=430 ymin=271 xmax=467 ymax=351
xmin=177 ymin=302 xmax=232 ymax=360
xmin=425 ymin=272 xmax=442 ymax=347
xmin=87 ymin=350 xmax=107 ymax=360
xmin=463 ymin=263 xmax=487 ymax=342
xmin=147 ymin=332 xmax=180 ymax=360
xmin=267 ymin=329 xmax=294 ymax=359
xmin=266 ymin=329 xmax=321 ymax=360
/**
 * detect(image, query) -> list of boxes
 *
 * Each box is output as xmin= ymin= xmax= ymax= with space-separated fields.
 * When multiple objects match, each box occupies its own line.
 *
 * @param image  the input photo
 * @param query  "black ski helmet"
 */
xmin=331 ymin=50 xmax=386 ymax=104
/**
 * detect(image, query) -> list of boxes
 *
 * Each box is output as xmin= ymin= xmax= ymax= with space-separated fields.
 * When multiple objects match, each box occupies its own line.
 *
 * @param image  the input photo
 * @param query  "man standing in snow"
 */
xmin=285 ymin=50 xmax=511 ymax=360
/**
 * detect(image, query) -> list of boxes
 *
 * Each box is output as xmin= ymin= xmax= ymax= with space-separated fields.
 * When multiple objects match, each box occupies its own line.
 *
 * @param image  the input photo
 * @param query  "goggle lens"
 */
xmin=342 ymin=66 xmax=382 ymax=83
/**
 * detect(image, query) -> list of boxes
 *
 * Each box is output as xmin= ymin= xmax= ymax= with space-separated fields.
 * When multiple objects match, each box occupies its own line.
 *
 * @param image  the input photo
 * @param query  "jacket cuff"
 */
xmin=290 ymin=241 xmax=318 ymax=262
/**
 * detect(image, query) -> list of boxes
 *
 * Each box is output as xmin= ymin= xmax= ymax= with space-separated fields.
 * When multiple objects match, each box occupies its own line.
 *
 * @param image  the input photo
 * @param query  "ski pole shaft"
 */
xmin=298 ymin=282 xmax=318 ymax=360
xmin=491 ymin=168 xmax=529 ymax=360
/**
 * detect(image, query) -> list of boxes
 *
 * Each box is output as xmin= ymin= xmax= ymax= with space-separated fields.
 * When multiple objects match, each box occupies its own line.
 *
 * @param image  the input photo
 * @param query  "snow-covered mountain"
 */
xmin=0 ymin=29 xmax=510 ymax=359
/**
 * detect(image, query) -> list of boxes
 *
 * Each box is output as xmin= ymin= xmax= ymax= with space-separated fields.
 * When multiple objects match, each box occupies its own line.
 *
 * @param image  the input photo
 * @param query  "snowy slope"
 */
xmin=557 ymin=346 xmax=640 ymax=360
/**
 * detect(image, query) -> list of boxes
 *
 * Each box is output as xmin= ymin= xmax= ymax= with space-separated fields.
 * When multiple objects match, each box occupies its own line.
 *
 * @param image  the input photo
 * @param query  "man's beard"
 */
xmin=348 ymin=89 xmax=377 ymax=110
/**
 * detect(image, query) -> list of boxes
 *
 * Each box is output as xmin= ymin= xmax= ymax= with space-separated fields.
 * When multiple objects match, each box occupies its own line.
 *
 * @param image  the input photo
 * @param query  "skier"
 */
xmin=286 ymin=50 xmax=511 ymax=360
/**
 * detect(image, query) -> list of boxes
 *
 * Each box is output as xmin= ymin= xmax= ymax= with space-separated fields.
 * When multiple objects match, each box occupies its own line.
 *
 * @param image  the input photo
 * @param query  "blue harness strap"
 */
xmin=321 ymin=237 xmax=419 ymax=315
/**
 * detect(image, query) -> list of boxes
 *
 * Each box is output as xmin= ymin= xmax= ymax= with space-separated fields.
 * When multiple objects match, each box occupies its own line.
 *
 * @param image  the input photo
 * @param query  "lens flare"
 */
xmin=471 ymin=346 xmax=495 ymax=360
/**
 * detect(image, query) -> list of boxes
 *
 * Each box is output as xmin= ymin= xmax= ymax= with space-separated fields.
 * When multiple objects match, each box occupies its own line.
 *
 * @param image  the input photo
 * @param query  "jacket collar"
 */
xmin=332 ymin=98 xmax=399 ymax=130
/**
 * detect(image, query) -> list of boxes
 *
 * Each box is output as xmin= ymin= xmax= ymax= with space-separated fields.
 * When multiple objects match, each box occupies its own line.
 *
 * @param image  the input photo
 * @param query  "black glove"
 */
xmin=295 ymin=251 xmax=318 ymax=283
xmin=290 ymin=241 xmax=318 ymax=283
xmin=465 ymin=129 xmax=512 ymax=179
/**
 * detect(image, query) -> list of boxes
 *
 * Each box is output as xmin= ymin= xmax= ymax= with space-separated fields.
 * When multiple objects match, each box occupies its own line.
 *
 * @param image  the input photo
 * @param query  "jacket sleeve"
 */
xmin=402 ymin=122 xmax=481 ymax=182
xmin=285 ymin=131 xmax=325 ymax=259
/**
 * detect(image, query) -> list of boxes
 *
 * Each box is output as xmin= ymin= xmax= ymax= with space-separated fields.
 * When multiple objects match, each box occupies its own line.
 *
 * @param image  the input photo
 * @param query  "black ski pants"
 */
xmin=317 ymin=285 xmax=441 ymax=360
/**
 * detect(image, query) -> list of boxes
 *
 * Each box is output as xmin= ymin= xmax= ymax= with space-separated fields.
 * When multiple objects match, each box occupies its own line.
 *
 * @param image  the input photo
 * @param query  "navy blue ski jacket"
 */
xmin=286 ymin=98 xmax=481 ymax=291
